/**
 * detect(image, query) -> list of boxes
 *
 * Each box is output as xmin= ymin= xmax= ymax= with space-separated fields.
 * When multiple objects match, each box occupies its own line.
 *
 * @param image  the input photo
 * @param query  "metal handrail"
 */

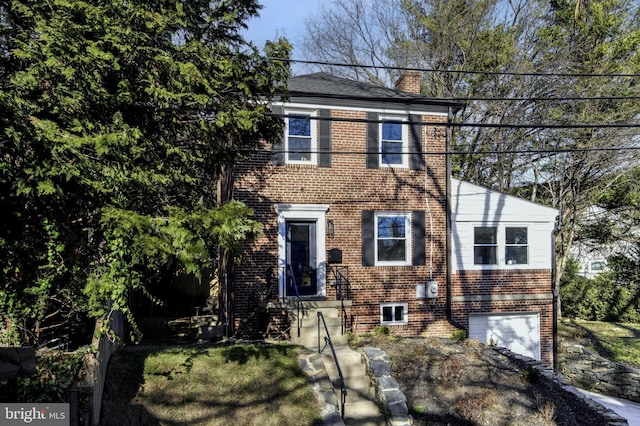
xmin=284 ymin=265 xmax=302 ymax=338
xmin=329 ymin=266 xmax=351 ymax=334
xmin=317 ymin=311 xmax=347 ymax=418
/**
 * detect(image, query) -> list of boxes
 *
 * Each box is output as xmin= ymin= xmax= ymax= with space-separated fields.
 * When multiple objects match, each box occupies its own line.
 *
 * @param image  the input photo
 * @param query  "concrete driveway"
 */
xmin=578 ymin=388 xmax=640 ymax=425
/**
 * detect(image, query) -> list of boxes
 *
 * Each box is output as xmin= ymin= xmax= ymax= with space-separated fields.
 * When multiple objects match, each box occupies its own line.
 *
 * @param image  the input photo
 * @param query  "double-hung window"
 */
xmin=473 ymin=226 xmax=529 ymax=266
xmin=375 ymin=212 xmax=411 ymax=265
xmin=505 ymin=227 xmax=528 ymax=264
xmin=285 ymin=110 xmax=316 ymax=164
xmin=474 ymin=226 xmax=498 ymax=265
xmin=380 ymin=117 xmax=408 ymax=167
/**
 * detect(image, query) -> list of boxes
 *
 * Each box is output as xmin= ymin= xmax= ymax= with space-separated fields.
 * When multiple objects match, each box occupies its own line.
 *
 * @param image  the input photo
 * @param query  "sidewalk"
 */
xmin=578 ymin=388 xmax=640 ymax=426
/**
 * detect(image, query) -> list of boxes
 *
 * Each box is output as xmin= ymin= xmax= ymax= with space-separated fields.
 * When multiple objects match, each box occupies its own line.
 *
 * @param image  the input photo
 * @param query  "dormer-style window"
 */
xmin=285 ymin=110 xmax=317 ymax=164
xmin=380 ymin=117 xmax=408 ymax=167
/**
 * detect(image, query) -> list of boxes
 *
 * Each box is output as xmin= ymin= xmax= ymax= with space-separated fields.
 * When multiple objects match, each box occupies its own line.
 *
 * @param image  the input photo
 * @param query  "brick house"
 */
xmin=233 ymin=72 xmax=558 ymax=366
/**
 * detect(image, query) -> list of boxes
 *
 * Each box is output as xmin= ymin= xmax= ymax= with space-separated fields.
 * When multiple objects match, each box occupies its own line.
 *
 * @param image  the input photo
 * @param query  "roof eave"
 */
xmin=280 ymin=93 xmax=464 ymax=114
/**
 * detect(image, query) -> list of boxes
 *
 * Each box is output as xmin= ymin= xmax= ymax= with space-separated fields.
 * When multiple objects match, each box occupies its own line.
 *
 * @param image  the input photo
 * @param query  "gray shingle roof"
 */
xmin=287 ymin=72 xmax=463 ymax=111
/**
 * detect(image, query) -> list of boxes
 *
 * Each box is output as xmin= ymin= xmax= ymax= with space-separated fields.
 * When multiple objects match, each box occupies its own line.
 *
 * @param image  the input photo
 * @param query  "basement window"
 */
xmin=380 ymin=303 xmax=408 ymax=325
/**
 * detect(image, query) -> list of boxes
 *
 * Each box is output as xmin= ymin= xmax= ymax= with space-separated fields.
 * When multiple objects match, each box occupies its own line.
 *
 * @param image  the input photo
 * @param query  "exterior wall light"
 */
xmin=327 ymin=219 xmax=334 ymax=238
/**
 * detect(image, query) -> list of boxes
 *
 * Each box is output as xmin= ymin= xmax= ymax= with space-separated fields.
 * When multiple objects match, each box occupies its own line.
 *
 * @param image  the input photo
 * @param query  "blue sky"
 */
xmin=243 ymin=0 xmax=323 ymax=53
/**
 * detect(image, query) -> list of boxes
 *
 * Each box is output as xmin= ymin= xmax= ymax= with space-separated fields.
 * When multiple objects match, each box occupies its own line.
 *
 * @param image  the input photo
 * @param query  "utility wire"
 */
xmin=270 ymin=57 xmax=640 ymax=78
xmin=280 ymin=91 xmax=640 ymax=102
xmin=269 ymin=146 xmax=640 ymax=156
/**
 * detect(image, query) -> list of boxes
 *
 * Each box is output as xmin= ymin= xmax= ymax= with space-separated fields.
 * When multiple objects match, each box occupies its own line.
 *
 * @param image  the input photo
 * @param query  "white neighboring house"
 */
xmin=570 ymin=205 xmax=636 ymax=279
xmin=450 ymin=178 xmax=559 ymax=361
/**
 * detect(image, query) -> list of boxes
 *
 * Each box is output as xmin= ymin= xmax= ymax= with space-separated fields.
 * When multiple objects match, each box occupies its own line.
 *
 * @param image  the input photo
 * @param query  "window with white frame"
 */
xmin=380 ymin=303 xmax=408 ymax=325
xmin=474 ymin=226 xmax=498 ymax=265
xmin=473 ymin=225 xmax=530 ymax=266
xmin=375 ymin=212 xmax=411 ymax=265
xmin=380 ymin=117 xmax=408 ymax=167
xmin=590 ymin=261 xmax=606 ymax=272
xmin=285 ymin=110 xmax=316 ymax=164
xmin=505 ymin=227 xmax=528 ymax=264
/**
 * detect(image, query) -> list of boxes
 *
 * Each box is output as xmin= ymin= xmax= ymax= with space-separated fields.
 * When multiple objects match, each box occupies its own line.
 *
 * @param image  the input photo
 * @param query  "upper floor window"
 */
xmin=474 ymin=226 xmax=497 ymax=265
xmin=505 ymin=227 xmax=528 ymax=265
xmin=474 ymin=226 xmax=529 ymax=266
xmin=380 ymin=117 xmax=408 ymax=167
xmin=375 ymin=212 xmax=411 ymax=265
xmin=285 ymin=110 xmax=316 ymax=164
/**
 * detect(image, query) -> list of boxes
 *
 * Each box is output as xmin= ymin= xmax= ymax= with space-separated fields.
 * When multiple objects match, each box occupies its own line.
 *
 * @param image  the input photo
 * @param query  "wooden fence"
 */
xmin=73 ymin=311 xmax=125 ymax=426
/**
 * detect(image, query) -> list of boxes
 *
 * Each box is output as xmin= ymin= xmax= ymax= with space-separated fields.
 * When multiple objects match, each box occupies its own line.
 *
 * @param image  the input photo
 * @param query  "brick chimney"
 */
xmin=394 ymin=70 xmax=421 ymax=94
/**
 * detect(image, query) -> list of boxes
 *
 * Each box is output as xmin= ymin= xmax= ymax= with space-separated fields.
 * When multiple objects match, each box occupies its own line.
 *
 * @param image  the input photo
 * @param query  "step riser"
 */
xmin=292 ymin=334 xmax=348 ymax=349
xmin=336 ymin=376 xmax=372 ymax=392
xmin=290 ymin=310 xmax=342 ymax=322
xmin=322 ymin=351 xmax=362 ymax=364
xmin=325 ymin=363 xmax=366 ymax=379
xmin=343 ymin=401 xmax=384 ymax=425
xmin=294 ymin=316 xmax=343 ymax=329
xmin=292 ymin=323 xmax=342 ymax=335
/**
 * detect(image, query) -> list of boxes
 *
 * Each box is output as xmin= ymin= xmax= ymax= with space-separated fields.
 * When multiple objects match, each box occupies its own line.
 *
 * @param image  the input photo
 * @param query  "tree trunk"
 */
xmin=217 ymin=162 xmax=235 ymax=336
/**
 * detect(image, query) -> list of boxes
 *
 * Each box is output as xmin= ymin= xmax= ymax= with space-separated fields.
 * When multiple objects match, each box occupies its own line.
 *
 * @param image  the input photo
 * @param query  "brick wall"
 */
xmin=234 ymin=105 xmax=555 ymax=365
xmin=451 ymin=269 xmax=555 ymax=365
xmin=394 ymin=70 xmax=421 ymax=95
xmin=235 ymin=109 xmax=450 ymax=335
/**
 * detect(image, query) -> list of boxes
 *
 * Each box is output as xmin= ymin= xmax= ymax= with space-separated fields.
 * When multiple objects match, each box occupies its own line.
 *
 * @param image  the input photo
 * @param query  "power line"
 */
xmin=271 ymin=57 xmax=640 ymax=78
xmin=283 ymin=91 xmax=640 ymax=102
xmin=270 ymin=146 xmax=640 ymax=156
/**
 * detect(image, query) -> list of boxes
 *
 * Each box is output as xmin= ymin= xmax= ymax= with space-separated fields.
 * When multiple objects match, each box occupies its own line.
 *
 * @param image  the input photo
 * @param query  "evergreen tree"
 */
xmin=0 ymin=0 xmax=290 ymax=345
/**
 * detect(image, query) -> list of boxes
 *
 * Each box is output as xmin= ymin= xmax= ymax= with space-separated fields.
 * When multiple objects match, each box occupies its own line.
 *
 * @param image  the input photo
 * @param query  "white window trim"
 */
xmin=505 ymin=226 xmax=529 ymax=265
xmin=590 ymin=261 xmax=606 ymax=272
xmin=380 ymin=302 xmax=409 ymax=325
xmin=472 ymin=224 xmax=530 ymax=269
xmin=379 ymin=115 xmax=409 ymax=168
xmin=274 ymin=204 xmax=328 ymax=298
xmin=374 ymin=212 xmax=412 ymax=266
xmin=473 ymin=226 xmax=498 ymax=265
xmin=284 ymin=109 xmax=317 ymax=165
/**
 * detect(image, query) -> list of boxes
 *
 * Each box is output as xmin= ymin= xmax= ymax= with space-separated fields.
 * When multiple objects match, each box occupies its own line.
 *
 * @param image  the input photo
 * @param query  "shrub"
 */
xmin=0 ymin=349 xmax=90 ymax=403
xmin=561 ymin=257 xmax=640 ymax=323
xmin=462 ymin=338 xmax=481 ymax=349
xmin=450 ymin=329 xmax=466 ymax=342
xmin=374 ymin=326 xmax=390 ymax=336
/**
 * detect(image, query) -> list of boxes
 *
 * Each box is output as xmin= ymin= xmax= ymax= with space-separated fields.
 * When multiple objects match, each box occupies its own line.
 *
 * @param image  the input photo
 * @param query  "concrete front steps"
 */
xmin=289 ymin=300 xmax=386 ymax=425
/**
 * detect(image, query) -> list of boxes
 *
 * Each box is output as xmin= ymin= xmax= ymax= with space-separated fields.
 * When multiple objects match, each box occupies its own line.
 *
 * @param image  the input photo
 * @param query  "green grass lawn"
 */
xmin=100 ymin=342 xmax=323 ymax=426
xmin=558 ymin=318 xmax=640 ymax=368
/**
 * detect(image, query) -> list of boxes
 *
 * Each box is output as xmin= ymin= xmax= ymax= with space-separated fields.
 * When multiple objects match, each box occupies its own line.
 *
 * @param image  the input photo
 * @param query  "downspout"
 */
xmin=446 ymin=107 xmax=465 ymax=332
xmin=552 ymin=215 xmax=561 ymax=371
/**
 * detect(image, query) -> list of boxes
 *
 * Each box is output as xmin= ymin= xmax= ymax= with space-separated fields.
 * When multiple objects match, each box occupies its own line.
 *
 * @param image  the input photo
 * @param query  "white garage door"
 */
xmin=469 ymin=313 xmax=540 ymax=360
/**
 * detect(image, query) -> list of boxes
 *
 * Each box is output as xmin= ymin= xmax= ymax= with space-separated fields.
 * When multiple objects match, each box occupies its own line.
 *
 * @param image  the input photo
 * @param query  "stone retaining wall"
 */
xmin=301 ymin=343 xmax=630 ymax=426
xmin=559 ymin=342 xmax=640 ymax=403
xmin=494 ymin=346 xmax=628 ymax=426
xmin=361 ymin=344 xmax=629 ymax=426
xmin=361 ymin=347 xmax=411 ymax=426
